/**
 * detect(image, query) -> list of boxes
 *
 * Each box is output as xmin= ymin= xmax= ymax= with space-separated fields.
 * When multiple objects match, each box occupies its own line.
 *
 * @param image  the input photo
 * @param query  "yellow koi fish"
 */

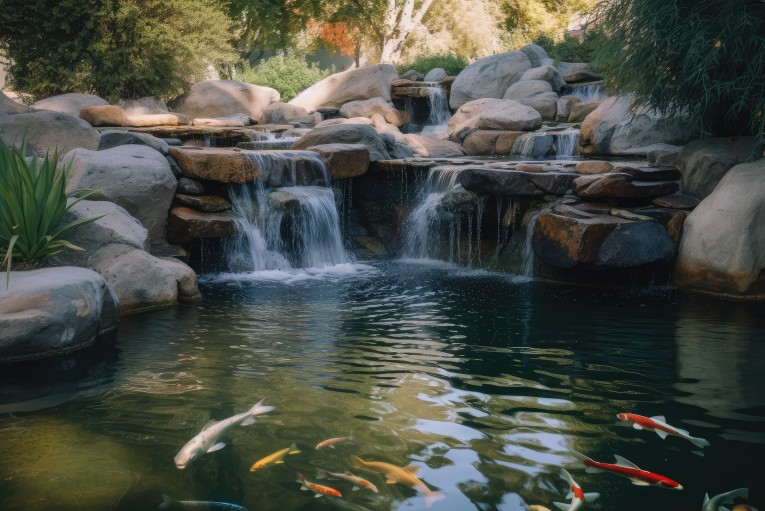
xmin=351 ymin=455 xmax=444 ymax=507
xmin=249 ymin=443 xmax=301 ymax=471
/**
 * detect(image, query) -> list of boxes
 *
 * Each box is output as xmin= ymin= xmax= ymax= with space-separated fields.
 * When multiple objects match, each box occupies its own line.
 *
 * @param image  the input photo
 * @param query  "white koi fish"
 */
xmin=174 ymin=400 xmax=274 ymax=469
xmin=317 ymin=468 xmax=379 ymax=493
xmin=553 ymin=469 xmax=599 ymax=511
xmin=702 ymin=488 xmax=749 ymax=511
xmin=617 ymin=413 xmax=711 ymax=449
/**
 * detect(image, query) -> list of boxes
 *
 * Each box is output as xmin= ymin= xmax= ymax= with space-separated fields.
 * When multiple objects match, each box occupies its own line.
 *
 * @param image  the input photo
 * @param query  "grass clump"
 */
xmin=238 ymin=55 xmax=332 ymax=102
xmin=396 ymin=54 xmax=468 ymax=77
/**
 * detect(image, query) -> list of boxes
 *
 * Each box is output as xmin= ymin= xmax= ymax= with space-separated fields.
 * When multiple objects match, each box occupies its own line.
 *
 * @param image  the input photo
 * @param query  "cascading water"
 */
xmin=421 ymin=85 xmax=451 ymax=138
xmin=554 ymin=130 xmax=580 ymax=158
xmin=521 ymin=209 xmax=546 ymax=278
xmin=564 ymin=83 xmax=607 ymax=101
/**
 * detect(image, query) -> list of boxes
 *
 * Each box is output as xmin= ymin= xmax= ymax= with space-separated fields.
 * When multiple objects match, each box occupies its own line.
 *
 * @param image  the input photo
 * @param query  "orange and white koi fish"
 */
xmin=702 ymin=488 xmax=749 ymax=511
xmin=617 ymin=413 xmax=711 ymax=449
xmin=296 ymin=473 xmax=342 ymax=498
xmin=351 ymin=455 xmax=444 ymax=508
xmin=315 ymin=436 xmax=353 ymax=450
xmin=316 ymin=468 xmax=379 ymax=493
xmin=249 ymin=443 xmax=301 ymax=471
xmin=553 ymin=469 xmax=599 ymax=511
xmin=572 ymin=451 xmax=683 ymax=490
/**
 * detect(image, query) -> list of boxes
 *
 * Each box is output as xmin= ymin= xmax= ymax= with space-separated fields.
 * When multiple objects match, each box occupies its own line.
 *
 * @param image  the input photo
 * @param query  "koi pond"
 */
xmin=1 ymin=261 xmax=763 ymax=511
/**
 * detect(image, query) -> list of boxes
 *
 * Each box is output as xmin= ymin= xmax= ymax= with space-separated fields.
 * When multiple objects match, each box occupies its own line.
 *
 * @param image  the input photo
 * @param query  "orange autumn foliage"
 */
xmin=318 ymin=22 xmax=357 ymax=55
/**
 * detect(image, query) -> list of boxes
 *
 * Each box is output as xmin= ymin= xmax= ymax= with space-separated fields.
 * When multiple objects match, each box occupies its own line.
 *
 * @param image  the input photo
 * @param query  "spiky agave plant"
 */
xmin=0 ymin=137 xmax=101 ymax=288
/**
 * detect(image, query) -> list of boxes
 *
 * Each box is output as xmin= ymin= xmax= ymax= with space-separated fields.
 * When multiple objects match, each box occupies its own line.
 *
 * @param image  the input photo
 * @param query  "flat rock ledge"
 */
xmin=0 ymin=267 xmax=119 ymax=364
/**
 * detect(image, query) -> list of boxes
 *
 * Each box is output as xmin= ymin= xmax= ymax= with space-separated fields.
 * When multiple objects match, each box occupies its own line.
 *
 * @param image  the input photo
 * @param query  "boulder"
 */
xmin=519 ymin=65 xmax=566 ymax=92
xmin=518 ymin=92 xmax=558 ymax=121
xmin=596 ymin=221 xmax=675 ymax=268
xmin=652 ymin=194 xmax=699 ymax=210
xmin=191 ymin=113 xmax=253 ymax=127
xmin=369 ymin=114 xmax=407 ymax=144
xmin=647 ymin=146 xmax=682 ymax=167
xmin=65 ymin=145 xmax=177 ymax=243
xmin=423 ymin=68 xmax=448 ymax=82
xmin=568 ymin=100 xmax=600 ymax=122
xmin=116 ymin=96 xmax=168 ymax=115
xmin=0 ymin=110 xmax=99 ymax=157
xmin=448 ymin=98 xmax=542 ymax=142
xmin=172 ymin=79 xmax=280 ymax=120
xmin=304 ymin=143 xmax=370 ymax=179
xmin=80 ymin=105 xmax=184 ymax=127
xmin=459 ymin=167 xmax=578 ymax=196
xmin=0 ymin=267 xmax=119 ymax=364
xmin=555 ymin=62 xmax=600 ymax=83
xmin=1 ymin=90 xmax=33 ymax=115
xmin=519 ymin=44 xmax=549 ymax=67
xmin=167 ymin=206 xmax=238 ymax=243
xmin=89 ymin=244 xmax=200 ymax=314
xmin=260 ymin=102 xmax=309 ymax=124
xmin=677 ymin=137 xmax=753 ymax=200
xmin=289 ymin=64 xmax=398 ymax=113
xmin=174 ymin=194 xmax=232 ymax=213
xmin=613 ymin=165 xmax=681 ymax=181
xmin=462 ymin=130 xmax=505 ymax=156
xmin=438 ymin=185 xmax=478 ymax=215
xmin=400 ymin=69 xmax=424 ymax=81
xmin=449 ymin=51 xmax=532 ymax=110
xmin=573 ymin=173 xmax=679 ymax=199
xmin=315 ymin=116 xmax=374 ymax=128
xmin=403 ymin=134 xmax=465 ymax=157
xmin=339 ymin=97 xmax=410 ymax=126
xmin=98 ymin=130 xmax=169 ymax=155
xmin=177 ymin=177 xmax=205 ymax=195
xmin=31 ymin=93 xmax=108 ymax=117
xmin=556 ymin=95 xmax=582 ymax=122
xmin=495 ymin=131 xmax=527 ymax=154
xmin=510 ymin=133 xmax=554 ymax=158
xmin=579 ymin=95 xmax=696 ymax=156
xmin=575 ymin=161 xmax=613 ymax=175
xmin=503 ymin=80 xmax=553 ymax=100
xmin=291 ymin=124 xmax=390 ymax=161
xmin=674 ymin=159 xmax=765 ymax=296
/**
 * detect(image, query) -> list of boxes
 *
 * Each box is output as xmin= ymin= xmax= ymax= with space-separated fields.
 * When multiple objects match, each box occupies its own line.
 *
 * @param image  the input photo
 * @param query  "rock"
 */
xmin=90 ymin=244 xmax=199 ymax=314
xmin=503 ymin=80 xmax=553 ymax=100
xmin=65 ymin=145 xmax=177 ymax=243
xmin=353 ymin=235 xmax=387 ymax=257
xmin=647 ymin=145 xmax=682 ymax=167
xmin=174 ymin=194 xmax=232 ymax=213
xmin=172 ymin=79 xmax=279 ymax=120
xmin=79 ymin=105 xmax=126 ymax=126
xmin=315 ymin=116 xmax=374 ymax=128
xmin=652 ymin=194 xmax=699 ymax=210
xmin=339 ymin=97 xmax=410 ymax=126
xmin=596 ymin=221 xmax=675 ymax=268
xmin=191 ymin=113 xmax=254 ymax=127
xmin=438 ymin=185 xmax=478 ymax=215
xmin=289 ymin=64 xmax=398 ymax=113
xmin=400 ymin=69 xmax=424 ymax=81
xmin=389 ymin=143 xmax=414 ymax=159
xmin=613 ymin=165 xmax=681 ymax=181
xmin=0 ymin=110 xmax=99 ymax=157
xmin=495 ymin=131 xmax=527 ymax=154
xmin=98 ymin=130 xmax=169 ymax=155
xmin=555 ymin=62 xmax=601 ymax=83
xmin=260 ymin=102 xmax=309 ymax=124
xmin=402 ymin=134 xmax=465 ymax=157
xmin=459 ymin=167 xmax=578 ymax=196
xmin=291 ymin=124 xmax=390 ymax=161
xmin=674 ymin=159 xmax=765 ymax=296
xmin=51 ymin=200 xmax=149 ymax=267
xmin=304 ymin=143 xmax=370 ymax=179
xmin=167 ymin=206 xmax=238 ymax=243
xmin=391 ymin=78 xmax=420 ymax=87
xmin=573 ymin=173 xmax=679 ymax=199
xmin=31 ymin=93 xmax=108 ymax=117
xmin=168 ymin=154 xmax=183 ymax=178
xmin=579 ymin=96 xmax=697 ymax=156
xmin=0 ymin=267 xmax=119 ymax=364
xmin=556 ymin=95 xmax=582 ymax=122
xmin=123 ymin=113 xmax=186 ymax=127
xmin=449 ymin=51 xmax=532 ymax=110
xmin=677 ymin=137 xmax=753 ymax=200
xmin=568 ymin=100 xmax=600 ymax=122
xmin=116 ymin=96 xmax=168 ymax=115
xmin=519 ymin=43 xmax=549 ymax=67
xmin=462 ymin=130 xmax=505 ymax=155
xmin=518 ymin=92 xmax=559 ymax=121
xmin=369 ymin=114 xmax=407 ymax=144
xmin=448 ymin=98 xmax=542 ymax=142
xmin=177 ymin=177 xmax=205 ymax=195
xmin=519 ymin=65 xmax=566 ymax=92
xmin=423 ymin=68 xmax=448 ymax=82
xmin=1 ymin=90 xmax=33 ymax=115
xmin=575 ymin=161 xmax=613 ymax=174
xmin=510 ymin=133 xmax=554 ymax=158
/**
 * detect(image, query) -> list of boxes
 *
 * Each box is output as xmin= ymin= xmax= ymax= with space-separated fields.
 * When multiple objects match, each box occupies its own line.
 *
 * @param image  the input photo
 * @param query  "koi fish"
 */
xmin=174 ymin=400 xmax=274 ymax=469
xmin=297 ymin=473 xmax=342 ymax=498
xmin=315 ymin=436 xmax=353 ymax=450
xmin=316 ymin=468 xmax=379 ymax=493
xmin=351 ymin=455 xmax=444 ymax=508
xmin=617 ymin=413 xmax=711 ymax=449
xmin=249 ymin=443 xmax=301 ymax=471
xmin=571 ymin=451 xmax=683 ymax=490
xmin=553 ymin=469 xmax=599 ymax=511
xmin=702 ymin=488 xmax=749 ymax=511
xmin=159 ymin=494 xmax=248 ymax=511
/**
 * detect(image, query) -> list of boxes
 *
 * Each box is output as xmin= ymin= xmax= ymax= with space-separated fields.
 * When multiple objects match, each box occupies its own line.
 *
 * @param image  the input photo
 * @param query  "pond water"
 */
xmin=1 ymin=261 xmax=763 ymax=511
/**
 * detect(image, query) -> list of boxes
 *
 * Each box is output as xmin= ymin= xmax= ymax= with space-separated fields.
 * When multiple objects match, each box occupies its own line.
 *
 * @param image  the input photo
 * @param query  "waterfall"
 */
xmin=511 ymin=133 xmax=554 ymax=158
xmin=554 ymin=130 xmax=580 ymax=158
xmin=565 ymin=83 xmax=607 ymax=101
xmin=421 ymin=86 xmax=451 ymax=138
xmin=521 ymin=210 xmax=544 ymax=278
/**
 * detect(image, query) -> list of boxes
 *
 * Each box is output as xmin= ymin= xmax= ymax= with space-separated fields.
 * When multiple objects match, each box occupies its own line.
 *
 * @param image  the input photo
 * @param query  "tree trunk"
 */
xmin=378 ymin=0 xmax=436 ymax=63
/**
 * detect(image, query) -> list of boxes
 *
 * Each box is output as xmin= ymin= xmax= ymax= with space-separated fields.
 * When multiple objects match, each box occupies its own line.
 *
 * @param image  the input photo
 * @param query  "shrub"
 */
xmin=396 ymin=54 xmax=468 ymax=76
xmin=238 ymin=55 xmax=333 ymax=102
xmin=533 ymin=27 xmax=608 ymax=63
xmin=0 ymin=138 xmax=100 ymax=287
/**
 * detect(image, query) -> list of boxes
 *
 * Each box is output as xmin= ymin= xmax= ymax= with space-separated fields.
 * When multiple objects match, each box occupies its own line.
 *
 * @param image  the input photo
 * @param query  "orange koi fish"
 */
xmin=316 ymin=468 xmax=379 ymax=493
xmin=352 ymin=455 xmax=444 ymax=508
xmin=315 ymin=436 xmax=353 ymax=450
xmin=296 ymin=473 xmax=342 ymax=498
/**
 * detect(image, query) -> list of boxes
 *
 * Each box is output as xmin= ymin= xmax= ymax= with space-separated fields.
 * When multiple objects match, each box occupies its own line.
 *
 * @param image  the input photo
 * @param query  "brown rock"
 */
xmin=575 ymin=161 xmax=613 ymax=175
xmin=652 ymin=194 xmax=700 ymax=210
xmin=167 ymin=206 xmax=238 ymax=244
xmin=391 ymin=79 xmax=420 ymax=87
xmin=354 ymin=235 xmax=387 ymax=257
xmin=574 ymin=173 xmax=679 ymax=199
xmin=169 ymin=146 xmax=259 ymax=183
xmin=568 ymin=100 xmax=600 ymax=122
xmin=462 ymin=130 xmax=503 ymax=155
xmin=174 ymin=194 xmax=232 ymax=213
xmin=402 ymin=134 xmax=465 ymax=158
xmin=495 ymin=131 xmax=526 ymax=155
xmin=80 ymin=105 xmax=126 ymax=127
xmin=613 ymin=165 xmax=681 ymax=181
xmin=665 ymin=209 xmax=689 ymax=246
xmin=305 ymin=143 xmax=370 ymax=180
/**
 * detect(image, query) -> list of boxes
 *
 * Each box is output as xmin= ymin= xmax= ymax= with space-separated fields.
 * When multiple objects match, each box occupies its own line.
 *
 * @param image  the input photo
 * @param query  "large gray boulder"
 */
xmin=260 ymin=102 xmax=309 ymax=124
xmin=519 ymin=44 xmax=549 ymax=68
xmin=172 ymin=80 xmax=280 ymax=120
xmin=65 ymin=145 xmax=177 ymax=244
xmin=0 ymin=267 xmax=119 ymax=364
xmin=423 ymin=68 xmax=448 ymax=83
xmin=0 ymin=110 xmax=99 ymax=157
xmin=502 ymin=79 xmax=553 ymax=100
xmin=289 ymin=64 xmax=399 ymax=113
xmin=677 ymin=137 xmax=754 ymax=200
xmin=674 ymin=159 xmax=765 ymax=297
xmin=448 ymin=98 xmax=542 ymax=142
xmin=31 ymin=93 xmax=108 ymax=117
xmin=90 ymin=244 xmax=200 ymax=314
xmin=579 ymin=95 xmax=696 ymax=156
xmin=291 ymin=124 xmax=390 ymax=161
xmin=519 ymin=65 xmax=566 ymax=92
xmin=449 ymin=51 xmax=532 ymax=110
xmin=98 ymin=130 xmax=169 ymax=155
xmin=1 ymin=90 xmax=33 ymax=115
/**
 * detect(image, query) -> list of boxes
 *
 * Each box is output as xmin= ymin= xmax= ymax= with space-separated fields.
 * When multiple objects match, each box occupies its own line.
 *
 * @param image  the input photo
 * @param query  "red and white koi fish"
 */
xmin=617 ymin=413 xmax=711 ymax=449
xmin=316 ymin=468 xmax=379 ymax=493
xmin=315 ymin=436 xmax=353 ymax=450
xmin=296 ymin=473 xmax=342 ymax=498
xmin=553 ymin=469 xmax=599 ymax=511
xmin=571 ymin=451 xmax=683 ymax=490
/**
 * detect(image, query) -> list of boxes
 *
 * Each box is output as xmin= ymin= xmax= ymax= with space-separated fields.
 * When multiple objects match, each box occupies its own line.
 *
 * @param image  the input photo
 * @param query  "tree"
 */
xmin=593 ymin=0 xmax=765 ymax=155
